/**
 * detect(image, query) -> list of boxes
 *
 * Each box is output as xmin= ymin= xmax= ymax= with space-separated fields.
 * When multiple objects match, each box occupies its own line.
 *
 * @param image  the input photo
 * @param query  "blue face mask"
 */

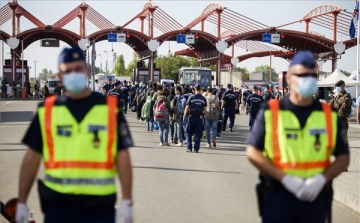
xmin=295 ymin=76 xmax=317 ymax=98
xmin=63 ymin=72 xmax=87 ymax=94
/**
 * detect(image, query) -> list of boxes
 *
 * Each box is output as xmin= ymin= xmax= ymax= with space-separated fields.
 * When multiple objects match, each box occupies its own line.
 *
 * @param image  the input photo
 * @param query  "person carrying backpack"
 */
xmin=263 ymin=86 xmax=273 ymax=102
xmin=135 ymin=89 xmax=146 ymax=121
xmin=171 ymin=87 xmax=186 ymax=146
xmin=141 ymin=94 xmax=154 ymax=131
xmin=205 ymin=88 xmax=220 ymax=147
xmin=154 ymin=91 xmax=172 ymax=146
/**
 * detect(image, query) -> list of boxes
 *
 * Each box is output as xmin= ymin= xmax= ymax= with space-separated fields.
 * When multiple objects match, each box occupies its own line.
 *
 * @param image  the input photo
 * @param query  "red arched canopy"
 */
xmin=88 ymin=28 xmax=151 ymax=52
xmin=16 ymin=27 xmax=80 ymax=50
xmin=157 ymin=30 xmax=219 ymax=53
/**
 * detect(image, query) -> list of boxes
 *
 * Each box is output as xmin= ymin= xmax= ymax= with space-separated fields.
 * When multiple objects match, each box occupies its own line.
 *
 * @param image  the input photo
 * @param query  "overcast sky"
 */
xmin=0 ymin=0 xmax=356 ymax=77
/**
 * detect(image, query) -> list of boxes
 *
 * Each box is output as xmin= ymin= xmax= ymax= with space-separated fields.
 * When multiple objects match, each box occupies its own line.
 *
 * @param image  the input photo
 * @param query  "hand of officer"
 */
xmin=15 ymin=203 xmax=29 ymax=223
xmin=281 ymin=175 xmax=305 ymax=197
xmin=183 ymin=116 xmax=188 ymax=125
xmin=116 ymin=200 xmax=133 ymax=223
xmin=297 ymin=174 xmax=327 ymax=202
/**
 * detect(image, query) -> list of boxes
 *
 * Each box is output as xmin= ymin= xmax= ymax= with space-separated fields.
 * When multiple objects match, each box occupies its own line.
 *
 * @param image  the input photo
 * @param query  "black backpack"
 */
xmin=264 ymin=92 xmax=272 ymax=101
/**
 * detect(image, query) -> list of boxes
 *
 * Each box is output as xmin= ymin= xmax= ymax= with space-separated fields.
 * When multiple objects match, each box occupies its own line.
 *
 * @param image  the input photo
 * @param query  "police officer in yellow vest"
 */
xmin=246 ymin=51 xmax=349 ymax=223
xmin=16 ymin=47 xmax=134 ymax=223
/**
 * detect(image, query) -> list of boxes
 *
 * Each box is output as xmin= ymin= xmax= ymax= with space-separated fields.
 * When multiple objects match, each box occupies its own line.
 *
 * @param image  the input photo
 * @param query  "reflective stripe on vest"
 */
xmin=45 ymin=174 xmax=115 ymax=185
xmin=44 ymin=96 xmax=117 ymax=169
xmin=39 ymin=96 xmax=118 ymax=195
xmin=265 ymin=100 xmax=336 ymax=178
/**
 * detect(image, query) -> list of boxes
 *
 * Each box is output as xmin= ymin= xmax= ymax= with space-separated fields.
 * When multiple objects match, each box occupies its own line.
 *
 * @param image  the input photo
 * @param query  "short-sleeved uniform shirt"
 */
xmin=186 ymin=93 xmax=207 ymax=116
xmin=242 ymin=90 xmax=252 ymax=104
xmin=21 ymin=92 xmax=133 ymax=208
xmin=107 ymin=88 xmax=124 ymax=103
xmin=222 ymin=90 xmax=236 ymax=108
xmin=246 ymin=97 xmax=349 ymax=157
xmin=120 ymin=85 xmax=130 ymax=99
xmin=246 ymin=93 xmax=264 ymax=112
xmin=102 ymin=83 xmax=113 ymax=95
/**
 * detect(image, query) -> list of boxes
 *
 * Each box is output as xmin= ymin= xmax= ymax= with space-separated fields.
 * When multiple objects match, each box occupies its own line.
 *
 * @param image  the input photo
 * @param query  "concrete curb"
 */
xmin=334 ymin=189 xmax=360 ymax=213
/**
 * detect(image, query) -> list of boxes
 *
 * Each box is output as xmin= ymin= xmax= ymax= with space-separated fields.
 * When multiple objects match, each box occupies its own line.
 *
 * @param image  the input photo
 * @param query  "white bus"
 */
xmin=178 ymin=67 xmax=212 ymax=88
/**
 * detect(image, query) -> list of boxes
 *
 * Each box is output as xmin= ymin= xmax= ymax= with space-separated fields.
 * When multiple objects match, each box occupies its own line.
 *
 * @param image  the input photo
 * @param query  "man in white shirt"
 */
xmin=94 ymin=79 xmax=100 ymax=91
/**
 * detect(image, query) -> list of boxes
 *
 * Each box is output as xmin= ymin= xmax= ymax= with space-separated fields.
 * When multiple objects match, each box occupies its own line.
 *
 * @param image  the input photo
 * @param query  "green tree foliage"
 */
xmin=203 ymin=61 xmax=216 ymax=71
xmin=114 ymin=54 xmax=127 ymax=76
xmin=340 ymin=70 xmax=351 ymax=77
xmin=38 ymin=68 xmax=53 ymax=81
xmin=126 ymin=52 xmax=139 ymax=76
xmin=253 ymin=65 xmax=278 ymax=81
xmin=234 ymin=67 xmax=250 ymax=80
xmin=154 ymin=54 xmax=216 ymax=80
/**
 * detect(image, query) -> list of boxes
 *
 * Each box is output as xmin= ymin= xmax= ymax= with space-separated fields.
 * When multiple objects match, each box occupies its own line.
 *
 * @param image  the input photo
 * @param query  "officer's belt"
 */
xmin=190 ymin=111 xmax=202 ymax=116
xmin=45 ymin=175 xmax=115 ymax=185
xmin=249 ymin=108 xmax=260 ymax=113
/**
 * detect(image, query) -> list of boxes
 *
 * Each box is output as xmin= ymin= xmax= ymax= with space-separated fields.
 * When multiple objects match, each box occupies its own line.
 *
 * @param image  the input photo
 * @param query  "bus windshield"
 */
xmin=198 ymin=70 xmax=211 ymax=87
xmin=48 ymin=81 xmax=59 ymax=87
xmin=182 ymin=70 xmax=197 ymax=85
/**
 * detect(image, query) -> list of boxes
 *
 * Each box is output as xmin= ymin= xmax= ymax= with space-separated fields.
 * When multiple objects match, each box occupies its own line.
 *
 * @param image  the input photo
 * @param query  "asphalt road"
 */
xmin=0 ymin=100 xmax=359 ymax=223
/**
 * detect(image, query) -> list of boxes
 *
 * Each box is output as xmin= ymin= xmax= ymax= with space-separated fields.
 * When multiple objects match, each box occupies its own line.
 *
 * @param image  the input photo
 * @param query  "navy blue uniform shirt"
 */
xmin=107 ymin=88 xmax=124 ymax=103
xmin=130 ymin=86 xmax=138 ymax=96
xmin=120 ymin=85 xmax=130 ymax=98
xmin=222 ymin=90 xmax=236 ymax=107
xmin=186 ymin=93 xmax=207 ymax=116
xmin=246 ymin=93 xmax=264 ymax=112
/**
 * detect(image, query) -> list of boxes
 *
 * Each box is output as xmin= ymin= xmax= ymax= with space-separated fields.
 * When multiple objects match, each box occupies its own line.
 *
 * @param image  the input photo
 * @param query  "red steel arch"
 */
xmin=226 ymin=29 xmax=335 ymax=53
xmin=303 ymin=4 xmax=343 ymax=20
xmin=0 ymin=30 xmax=10 ymax=41
xmin=15 ymin=27 xmax=81 ymax=50
xmin=88 ymin=28 xmax=151 ymax=52
xmin=157 ymin=30 xmax=219 ymax=53
xmin=184 ymin=3 xmax=225 ymax=30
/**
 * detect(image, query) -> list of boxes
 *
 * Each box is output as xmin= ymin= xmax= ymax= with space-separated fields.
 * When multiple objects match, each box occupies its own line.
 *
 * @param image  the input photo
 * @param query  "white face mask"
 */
xmin=335 ymin=86 xmax=342 ymax=92
xmin=63 ymin=72 xmax=87 ymax=94
xmin=294 ymin=76 xmax=318 ymax=98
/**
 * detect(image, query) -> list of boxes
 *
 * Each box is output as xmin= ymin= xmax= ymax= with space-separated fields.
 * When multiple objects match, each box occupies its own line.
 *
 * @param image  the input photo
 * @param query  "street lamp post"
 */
xmin=98 ymin=54 xmax=102 ymax=73
xmin=104 ymin=51 xmax=108 ymax=75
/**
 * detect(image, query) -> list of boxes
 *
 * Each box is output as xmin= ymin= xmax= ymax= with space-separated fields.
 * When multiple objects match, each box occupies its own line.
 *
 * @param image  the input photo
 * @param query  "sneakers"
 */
xmin=159 ymin=143 xmax=163 ymax=146
xmin=212 ymin=139 xmax=216 ymax=147
xmin=206 ymin=144 xmax=211 ymax=148
xmin=177 ymin=143 xmax=183 ymax=147
xmin=164 ymin=142 xmax=170 ymax=146
xmin=226 ymin=128 xmax=232 ymax=132
xmin=186 ymin=149 xmax=192 ymax=152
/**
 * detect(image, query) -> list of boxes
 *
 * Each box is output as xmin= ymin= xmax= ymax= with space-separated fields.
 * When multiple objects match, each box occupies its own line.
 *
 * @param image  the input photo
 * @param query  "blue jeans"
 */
xmin=186 ymin=115 xmax=202 ymax=151
xmin=147 ymin=116 xmax=154 ymax=130
xmin=170 ymin=120 xmax=175 ymax=141
xmin=173 ymin=118 xmax=183 ymax=143
xmin=205 ymin=119 xmax=217 ymax=144
xmin=158 ymin=120 xmax=169 ymax=143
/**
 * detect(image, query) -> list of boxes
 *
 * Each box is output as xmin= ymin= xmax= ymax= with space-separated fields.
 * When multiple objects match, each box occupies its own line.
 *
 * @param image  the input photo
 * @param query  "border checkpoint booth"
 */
xmin=2 ymin=59 xmax=29 ymax=98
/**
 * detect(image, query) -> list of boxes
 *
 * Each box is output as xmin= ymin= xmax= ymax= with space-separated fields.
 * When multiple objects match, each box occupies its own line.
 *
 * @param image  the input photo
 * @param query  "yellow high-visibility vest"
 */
xmin=38 ymin=96 xmax=118 ymax=195
xmin=264 ymin=100 xmax=337 ymax=178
